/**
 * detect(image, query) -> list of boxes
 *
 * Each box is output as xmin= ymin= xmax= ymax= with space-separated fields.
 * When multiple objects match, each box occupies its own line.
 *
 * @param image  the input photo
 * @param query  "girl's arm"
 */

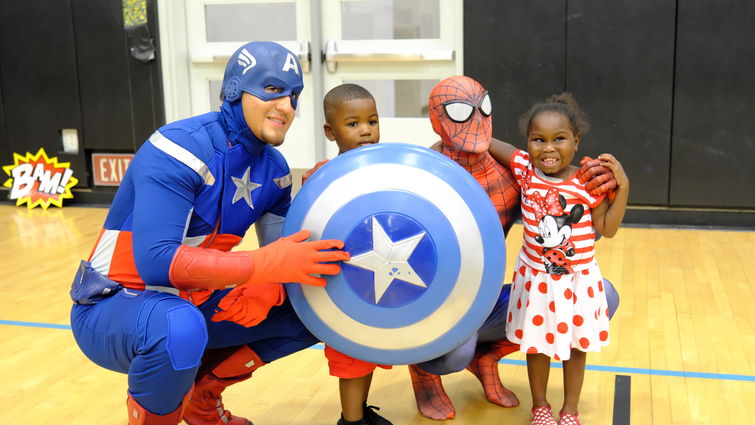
xmin=430 ymin=138 xmax=517 ymax=167
xmin=488 ymin=137 xmax=517 ymax=168
xmin=590 ymin=154 xmax=629 ymax=238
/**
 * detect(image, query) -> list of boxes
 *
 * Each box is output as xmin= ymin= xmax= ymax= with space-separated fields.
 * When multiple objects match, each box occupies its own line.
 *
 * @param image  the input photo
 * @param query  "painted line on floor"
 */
xmin=4 ymin=320 xmax=753 ymax=382
xmin=495 ymin=358 xmax=755 ymax=382
xmin=612 ymin=375 xmax=631 ymax=425
xmin=0 ymin=319 xmax=72 ymax=330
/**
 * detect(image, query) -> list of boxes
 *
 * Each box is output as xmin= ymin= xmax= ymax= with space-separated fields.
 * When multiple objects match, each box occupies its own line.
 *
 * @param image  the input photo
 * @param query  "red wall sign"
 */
xmin=92 ymin=153 xmax=135 ymax=186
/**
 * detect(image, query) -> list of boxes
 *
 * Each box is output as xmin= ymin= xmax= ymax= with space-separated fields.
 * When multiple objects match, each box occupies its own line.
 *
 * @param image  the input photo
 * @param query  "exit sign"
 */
xmin=92 ymin=153 xmax=135 ymax=186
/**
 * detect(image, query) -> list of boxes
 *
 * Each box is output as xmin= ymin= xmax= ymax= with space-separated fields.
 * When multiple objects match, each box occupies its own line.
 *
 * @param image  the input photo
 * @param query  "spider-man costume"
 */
xmin=69 ymin=42 xmax=348 ymax=425
xmin=409 ymin=76 xmax=620 ymax=420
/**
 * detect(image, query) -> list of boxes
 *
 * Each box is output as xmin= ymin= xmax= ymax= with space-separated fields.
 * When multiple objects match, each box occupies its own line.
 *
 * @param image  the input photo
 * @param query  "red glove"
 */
xmin=302 ymin=159 xmax=330 ymax=185
xmin=577 ymin=156 xmax=617 ymax=201
xmin=211 ymin=284 xmax=284 ymax=327
xmin=248 ymin=229 xmax=350 ymax=287
xmin=210 ymin=230 xmax=347 ymax=327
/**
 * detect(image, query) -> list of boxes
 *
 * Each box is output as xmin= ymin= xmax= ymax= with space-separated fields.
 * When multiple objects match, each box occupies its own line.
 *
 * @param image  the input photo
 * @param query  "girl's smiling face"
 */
xmin=527 ymin=111 xmax=580 ymax=179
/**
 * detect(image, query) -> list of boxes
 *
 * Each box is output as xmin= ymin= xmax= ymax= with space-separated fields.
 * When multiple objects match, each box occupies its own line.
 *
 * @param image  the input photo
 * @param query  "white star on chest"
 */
xmin=346 ymin=217 xmax=428 ymax=304
xmin=231 ymin=167 xmax=261 ymax=209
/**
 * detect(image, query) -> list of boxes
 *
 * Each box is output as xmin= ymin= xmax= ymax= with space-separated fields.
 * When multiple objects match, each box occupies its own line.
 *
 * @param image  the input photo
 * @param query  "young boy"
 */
xmin=302 ymin=83 xmax=392 ymax=425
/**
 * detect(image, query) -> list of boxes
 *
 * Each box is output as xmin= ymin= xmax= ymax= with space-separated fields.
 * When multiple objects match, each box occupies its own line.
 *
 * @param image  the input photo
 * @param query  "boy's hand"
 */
xmin=302 ymin=159 xmax=329 ymax=185
xmin=577 ymin=156 xmax=617 ymax=200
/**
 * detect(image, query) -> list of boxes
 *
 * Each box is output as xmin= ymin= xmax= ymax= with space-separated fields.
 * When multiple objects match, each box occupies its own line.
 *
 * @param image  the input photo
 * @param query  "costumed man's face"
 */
xmin=220 ymin=41 xmax=303 ymax=146
xmin=428 ymin=75 xmax=492 ymax=153
xmin=241 ymin=89 xmax=295 ymax=147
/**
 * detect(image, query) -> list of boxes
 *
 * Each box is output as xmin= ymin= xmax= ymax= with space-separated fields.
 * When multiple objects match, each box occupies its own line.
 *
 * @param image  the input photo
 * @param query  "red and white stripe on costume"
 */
xmin=88 ymin=226 xmax=242 ymax=305
xmin=509 ymin=150 xmax=604 ymax=274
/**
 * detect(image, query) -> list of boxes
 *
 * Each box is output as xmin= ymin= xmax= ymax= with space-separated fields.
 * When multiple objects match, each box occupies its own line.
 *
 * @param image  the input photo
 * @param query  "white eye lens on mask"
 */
xmin=443 ymin=102 xmax=474 ymax=123
xmin=480 ymin=93 xmax=492 ymax=116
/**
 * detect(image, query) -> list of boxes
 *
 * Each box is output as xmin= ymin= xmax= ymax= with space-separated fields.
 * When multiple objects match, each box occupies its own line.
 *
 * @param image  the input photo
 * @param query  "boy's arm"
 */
xmin=489 ymin=138 xmax=517 ymax=168
xmin=301 ymin=159 xmax=329 ymax=185
xmin=590 ymin=154 xmax=629 ymax=237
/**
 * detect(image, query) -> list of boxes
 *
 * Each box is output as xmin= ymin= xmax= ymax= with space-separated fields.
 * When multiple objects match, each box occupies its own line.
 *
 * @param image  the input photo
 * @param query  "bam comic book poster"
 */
xmin=3 ymin=148 xmax=78 ymax=209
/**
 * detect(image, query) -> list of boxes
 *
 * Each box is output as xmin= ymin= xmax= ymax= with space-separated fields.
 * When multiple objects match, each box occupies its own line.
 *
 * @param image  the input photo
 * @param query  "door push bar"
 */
xmin=192 ymin=40 xmax=311 ymax=73
xmin=323 ymin=40 xmax=454 ymax=72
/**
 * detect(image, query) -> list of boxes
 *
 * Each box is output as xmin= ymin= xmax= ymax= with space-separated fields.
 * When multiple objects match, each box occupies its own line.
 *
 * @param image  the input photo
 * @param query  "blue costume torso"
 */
xmin=88 ymin=101 xmax=292 ymax=295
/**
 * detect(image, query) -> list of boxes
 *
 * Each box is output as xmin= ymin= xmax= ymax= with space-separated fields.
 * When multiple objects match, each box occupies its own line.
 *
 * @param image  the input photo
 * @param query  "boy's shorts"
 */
xmin=324 ymin=345 xmax=392 ymax=378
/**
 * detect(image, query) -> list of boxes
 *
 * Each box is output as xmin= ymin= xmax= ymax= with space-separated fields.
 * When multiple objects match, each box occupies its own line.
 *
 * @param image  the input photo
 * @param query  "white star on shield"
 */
xmin=346 ymin=217 xmax=428 ymax=304
xmin=231 ymin=167 xmax=261 ymax=209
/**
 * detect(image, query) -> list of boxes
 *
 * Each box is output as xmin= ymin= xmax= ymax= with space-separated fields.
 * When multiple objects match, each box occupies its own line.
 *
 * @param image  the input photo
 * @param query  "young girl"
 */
xmin=490 ymin=93 xmax=629 ymax=425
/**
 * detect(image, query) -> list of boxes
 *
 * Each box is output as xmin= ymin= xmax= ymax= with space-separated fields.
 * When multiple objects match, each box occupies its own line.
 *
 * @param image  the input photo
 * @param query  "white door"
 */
xmin=158 ymin=0 xmax=463 ymax=168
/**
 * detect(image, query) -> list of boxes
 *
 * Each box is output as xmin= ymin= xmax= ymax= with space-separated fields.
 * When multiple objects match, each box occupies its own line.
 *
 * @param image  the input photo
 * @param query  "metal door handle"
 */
xmin=324 ymin=40 xmax=454 ymax=72
xmin=298 ymin=40 xmax=311 ymax=73
xmin=192 ymin=41 xmax=312 ymax=73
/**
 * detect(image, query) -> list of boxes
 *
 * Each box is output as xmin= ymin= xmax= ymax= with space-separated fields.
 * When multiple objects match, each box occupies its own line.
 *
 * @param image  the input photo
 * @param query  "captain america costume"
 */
xmin=69 ymin=42 xmax=348 ymax=425
xmin=71 ymin=97 xmax=315 ymax=410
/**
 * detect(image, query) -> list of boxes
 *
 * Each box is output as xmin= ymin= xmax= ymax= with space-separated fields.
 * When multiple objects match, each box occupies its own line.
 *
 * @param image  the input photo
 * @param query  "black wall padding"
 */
xmin=72 ymin=0 xmax=133 ymax=152
xmin=0 ymin=0 xmax=87 ymax=180
xmin=0 ymin=67 xmax=8 ymax=169
xmin=72 ymin=0 xmax=164 ymax=153
xmin=566 ymin=0 xmax=676 ymax=206
xmin=463 ymin=0 xmax=566 ymax=149
xmin=464 ymin=0 xmax=755 ymax=210
xmin=670 ymin=0 xmax=755 ymax=208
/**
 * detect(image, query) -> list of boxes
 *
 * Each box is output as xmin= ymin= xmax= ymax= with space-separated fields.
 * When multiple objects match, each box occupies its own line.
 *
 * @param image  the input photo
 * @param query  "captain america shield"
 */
xmin=282 ymin=143 xmax=506 ymax=365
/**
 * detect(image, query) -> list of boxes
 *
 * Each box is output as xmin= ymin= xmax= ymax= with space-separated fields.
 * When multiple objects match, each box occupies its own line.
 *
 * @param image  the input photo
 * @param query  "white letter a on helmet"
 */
xmin=282 ymin=52 xmax=300 ymax=75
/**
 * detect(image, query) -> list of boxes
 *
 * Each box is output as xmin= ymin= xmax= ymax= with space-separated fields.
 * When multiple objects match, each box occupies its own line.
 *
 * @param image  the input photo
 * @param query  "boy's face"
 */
xmin=324 ymin=98 xmax=380 ymax=154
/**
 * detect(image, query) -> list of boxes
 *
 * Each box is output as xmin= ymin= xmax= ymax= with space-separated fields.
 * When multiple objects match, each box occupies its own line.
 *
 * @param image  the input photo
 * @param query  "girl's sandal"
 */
xmin=557 ymin=411 xmax=581 ymax=425
xmin=531 ymin=405 xmax=557 ymax=425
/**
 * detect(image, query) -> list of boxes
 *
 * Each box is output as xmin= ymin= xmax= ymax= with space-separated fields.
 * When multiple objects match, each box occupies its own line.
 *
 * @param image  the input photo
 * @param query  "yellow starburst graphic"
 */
xmin=2 ymin=148 xmax=79 ymax=210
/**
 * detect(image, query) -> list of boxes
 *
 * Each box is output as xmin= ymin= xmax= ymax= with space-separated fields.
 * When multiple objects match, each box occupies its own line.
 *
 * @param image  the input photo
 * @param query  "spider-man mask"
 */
xmin=429 ymin=76 xmax=492 ymax=153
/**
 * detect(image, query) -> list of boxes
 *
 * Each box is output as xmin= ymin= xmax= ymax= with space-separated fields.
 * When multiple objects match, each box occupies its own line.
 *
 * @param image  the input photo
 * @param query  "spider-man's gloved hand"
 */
xmin=577 ymin=156 xmax=617 ymax=201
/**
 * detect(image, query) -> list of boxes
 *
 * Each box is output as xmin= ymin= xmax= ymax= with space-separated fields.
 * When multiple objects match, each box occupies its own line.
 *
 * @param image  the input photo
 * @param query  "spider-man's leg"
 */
xmin=466 ymin=285 xmax=520 ymax=407
xmin=466 ymin=340 xmax=520 ymax=407
xmin=408 ymin=364 xmax=455 ymax=420
xmin=408 ymin=334 xmax=477 ymax=420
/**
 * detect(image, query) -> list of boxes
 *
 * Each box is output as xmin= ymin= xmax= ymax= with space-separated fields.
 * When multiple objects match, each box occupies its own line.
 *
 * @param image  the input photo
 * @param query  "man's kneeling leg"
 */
xmin=184 ymin=345 xmax=264 ymax=425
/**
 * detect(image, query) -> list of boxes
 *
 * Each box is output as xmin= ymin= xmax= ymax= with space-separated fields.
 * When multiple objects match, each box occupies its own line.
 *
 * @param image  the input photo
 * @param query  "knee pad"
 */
xmin=144 ymin=297 xmax=208 ymax=371
xmin=165 ymin=303 xmax=208 ymax=371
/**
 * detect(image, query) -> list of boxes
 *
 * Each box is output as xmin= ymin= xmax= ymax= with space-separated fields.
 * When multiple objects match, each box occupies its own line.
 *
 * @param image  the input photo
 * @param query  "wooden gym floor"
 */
xmin=0 ymin=204 xmax=752 ymax=424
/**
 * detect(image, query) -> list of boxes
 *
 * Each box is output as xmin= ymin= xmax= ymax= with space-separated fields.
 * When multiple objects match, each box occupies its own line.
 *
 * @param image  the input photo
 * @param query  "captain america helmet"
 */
xmin=220 ymin=41 xmax=304 ymax=109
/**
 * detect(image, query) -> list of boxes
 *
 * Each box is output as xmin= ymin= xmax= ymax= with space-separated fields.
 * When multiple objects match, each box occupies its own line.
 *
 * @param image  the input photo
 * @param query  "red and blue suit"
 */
xmin=69 ymin=42 xmax=331 ymax=425
xmin=70 ymin=98 xmax=316 ymax=417
xmin=408 ymin=76 xmax=620 ymax=420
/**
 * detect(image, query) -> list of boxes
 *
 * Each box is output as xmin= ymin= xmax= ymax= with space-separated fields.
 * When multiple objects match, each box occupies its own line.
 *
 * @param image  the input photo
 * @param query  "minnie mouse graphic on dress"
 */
xmin=528 ymin=188 xmax=584 ymax=276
